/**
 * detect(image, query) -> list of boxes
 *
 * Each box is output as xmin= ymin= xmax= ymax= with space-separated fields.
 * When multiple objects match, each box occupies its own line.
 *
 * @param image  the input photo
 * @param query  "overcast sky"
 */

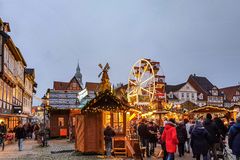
xmin=0 ymin=0 xmax=240 ymax=105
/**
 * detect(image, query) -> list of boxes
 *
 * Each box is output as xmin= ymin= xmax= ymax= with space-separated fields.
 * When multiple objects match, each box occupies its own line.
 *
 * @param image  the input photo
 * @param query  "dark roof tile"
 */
xmin=166 ymin=83 xmax=186 ymax=93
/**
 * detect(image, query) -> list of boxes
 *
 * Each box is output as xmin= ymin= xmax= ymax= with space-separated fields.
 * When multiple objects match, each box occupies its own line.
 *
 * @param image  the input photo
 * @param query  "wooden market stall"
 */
xmin=75 ymin=90 xmax=131 ymax=154
xmin=75 ymin=63 xmax=136 ymax=156
xmin=188 ymin=105 xmax=235 ymax=120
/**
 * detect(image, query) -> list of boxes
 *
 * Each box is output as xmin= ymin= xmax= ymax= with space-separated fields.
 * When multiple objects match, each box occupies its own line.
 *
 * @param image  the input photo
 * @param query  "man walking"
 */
xmin=229 ymin=113 xmax=240 ymax=160
xmin=15 ymin=121 xmax=26 ymax=151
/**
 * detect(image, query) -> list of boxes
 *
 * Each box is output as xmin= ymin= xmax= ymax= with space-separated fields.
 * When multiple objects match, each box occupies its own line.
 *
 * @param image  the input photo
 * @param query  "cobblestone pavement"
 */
xmin=0 ymin=139 xmax=234 ymax=160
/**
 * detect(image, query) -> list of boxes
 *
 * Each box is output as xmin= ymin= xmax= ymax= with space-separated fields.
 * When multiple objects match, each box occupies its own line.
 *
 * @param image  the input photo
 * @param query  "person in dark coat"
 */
xmin=138 ymin=120 xmax=150 ymax=157
xmin=159 ymin=126 xmax=168 ymax=160
xmin=15 ymin=121 xmax=26 ymax=151
xmin=203 ymin=113 xmax=219 ymax=160
xmin=148 ymin=121 xmax=158 ymax=156
xmin=176 ymin=122 xmax=187 ymax=157
xmin=0 ymin=121 xmax=7 ymax=146
xmin=228 ymin=113 xmax=240 ymax=160
xmin=104 ymin=125 xmax=115 ymax=157
xmin=0 ymin=121 xmax=7 ymax=135
xmin=214 ymin=117 xmax=228 ymax=139
xmin=191 ymin=120 xmax=210 ymax=160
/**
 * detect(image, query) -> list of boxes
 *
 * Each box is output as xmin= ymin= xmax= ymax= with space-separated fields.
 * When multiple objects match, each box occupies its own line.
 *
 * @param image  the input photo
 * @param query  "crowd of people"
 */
xmin=13 ymin=121 xmax=42 ymax=151
xmin=0 ymin=121 xmax=42 ymax=151
xmin=135 ymin=112 xmax=240 ymax=160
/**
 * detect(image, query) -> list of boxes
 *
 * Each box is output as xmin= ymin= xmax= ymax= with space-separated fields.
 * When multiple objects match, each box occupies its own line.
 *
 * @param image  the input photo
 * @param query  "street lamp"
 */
xmin=41 ymin=95 xmax=48 ymax=147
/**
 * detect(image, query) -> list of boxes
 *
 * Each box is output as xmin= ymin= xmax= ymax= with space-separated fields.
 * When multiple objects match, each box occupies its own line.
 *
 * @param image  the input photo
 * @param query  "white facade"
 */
xmin=167 ymin=82 xmax=208 ymax=107
xmin=168 ymin=82 xmax=198 ymax=105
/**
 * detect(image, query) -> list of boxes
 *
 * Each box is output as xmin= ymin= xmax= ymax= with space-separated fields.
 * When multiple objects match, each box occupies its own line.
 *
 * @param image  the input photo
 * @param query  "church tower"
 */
xmin=74 ymin=62 xmax=83 ymax=87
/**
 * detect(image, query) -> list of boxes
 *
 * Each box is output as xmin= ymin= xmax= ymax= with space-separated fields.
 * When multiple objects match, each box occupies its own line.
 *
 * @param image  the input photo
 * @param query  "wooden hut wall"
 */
xmin=75 ymin=112 xmax=104 ymax=153
xmin=50 ymin=109 xmax=70 ymax=138
xmin=75 ymin=114 xmax=85 ymax=152
xmin=69 ymin=109 xmax=80 ymax=138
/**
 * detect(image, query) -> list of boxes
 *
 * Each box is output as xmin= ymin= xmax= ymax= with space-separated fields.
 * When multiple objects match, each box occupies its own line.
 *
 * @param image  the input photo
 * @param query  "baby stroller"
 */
xmin=209 ymin=136 xmax=231 ymax=160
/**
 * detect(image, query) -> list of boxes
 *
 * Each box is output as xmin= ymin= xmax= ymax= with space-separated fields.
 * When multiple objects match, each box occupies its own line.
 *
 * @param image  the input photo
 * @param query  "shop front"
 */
xmin=0 ymin=113 xmax=29 ymax=131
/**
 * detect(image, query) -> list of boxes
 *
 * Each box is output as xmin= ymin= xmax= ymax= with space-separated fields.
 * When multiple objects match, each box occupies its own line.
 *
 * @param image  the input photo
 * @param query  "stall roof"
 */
xmin=188 ymin=106 xmax=233 ymax=113
xmin=180 ymin=101 xmax=199 ymax=111
xmin=81 ymin=90 xmax=131 ymax=113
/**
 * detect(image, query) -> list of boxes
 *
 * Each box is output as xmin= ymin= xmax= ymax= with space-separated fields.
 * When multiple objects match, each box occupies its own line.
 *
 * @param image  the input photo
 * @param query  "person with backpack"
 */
xmin=228 ymin=113 xmax=240 ymax=160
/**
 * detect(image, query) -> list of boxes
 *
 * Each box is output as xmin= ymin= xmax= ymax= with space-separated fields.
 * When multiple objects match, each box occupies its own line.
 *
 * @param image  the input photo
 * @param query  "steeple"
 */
xmin=75 ymin=62 xmax=83 ymax=86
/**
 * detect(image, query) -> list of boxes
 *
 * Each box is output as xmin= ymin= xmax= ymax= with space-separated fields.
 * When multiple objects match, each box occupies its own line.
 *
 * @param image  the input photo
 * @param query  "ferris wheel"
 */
xmin=127 ymin=59 xmax=157 ymax=105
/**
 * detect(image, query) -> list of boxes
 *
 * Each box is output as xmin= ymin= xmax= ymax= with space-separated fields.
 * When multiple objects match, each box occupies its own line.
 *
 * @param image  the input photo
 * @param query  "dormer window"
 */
xmin=212 ymin=87 xmax=218 ymax=96
xmin=198 ymin=93 xmax=203 ymax=100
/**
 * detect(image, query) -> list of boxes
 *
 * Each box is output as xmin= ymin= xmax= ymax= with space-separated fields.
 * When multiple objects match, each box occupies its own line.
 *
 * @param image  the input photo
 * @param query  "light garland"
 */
xmin=188 ymin=105 xmax=232 ymax=114
xmin=81 ymin=90 xmax=132 ymax=113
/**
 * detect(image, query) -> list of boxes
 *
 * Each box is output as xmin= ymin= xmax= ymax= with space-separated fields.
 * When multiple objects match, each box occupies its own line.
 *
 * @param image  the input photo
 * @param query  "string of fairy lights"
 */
xmin=82 ymin=90 xmax=130 ymax=113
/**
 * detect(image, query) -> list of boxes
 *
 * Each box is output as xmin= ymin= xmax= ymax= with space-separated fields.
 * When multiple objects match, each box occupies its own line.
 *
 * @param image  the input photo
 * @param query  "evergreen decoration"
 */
xmin=81 ymin=90 xmax=131 ymax=113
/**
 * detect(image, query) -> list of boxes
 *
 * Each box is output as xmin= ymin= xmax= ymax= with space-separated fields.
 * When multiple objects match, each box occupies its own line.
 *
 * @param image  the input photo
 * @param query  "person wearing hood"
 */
xmin=161 ymin=118 xmax=179 ymax=160
xmin=191 ymin=120 xmax=210 ymax=160
xmin=203 ymin=113 xmax=219 ymax=160
xmin=104 ymin=125 xmax=116 ymax=157
xmin=228 ymin=113 xmax=240 ymax=160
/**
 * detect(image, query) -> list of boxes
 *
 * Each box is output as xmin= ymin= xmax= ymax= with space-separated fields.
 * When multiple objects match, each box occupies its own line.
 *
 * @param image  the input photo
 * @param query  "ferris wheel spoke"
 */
xmin=140 ymin=75 xmax=154 ymax=85
xmin=128 ymin=89 xmax=136 ymax=95
xmin=129 ymin=80 xmax=137 ymax=86
xmin=140 ymin=87 xmax=154 ymax=95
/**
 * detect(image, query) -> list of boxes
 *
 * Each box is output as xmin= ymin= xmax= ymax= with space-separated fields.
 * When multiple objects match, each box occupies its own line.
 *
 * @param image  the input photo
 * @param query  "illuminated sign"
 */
xmin=13 ymin=105 xmax=22 ymax=114
xmin=78 ymin=89 xmax=88 ymax=102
